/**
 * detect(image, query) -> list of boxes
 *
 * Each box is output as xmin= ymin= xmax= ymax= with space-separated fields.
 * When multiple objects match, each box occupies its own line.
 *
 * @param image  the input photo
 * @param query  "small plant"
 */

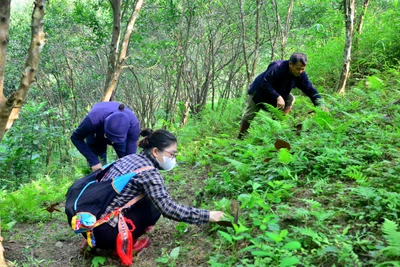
xmin=175 ymin=222 xmax=188 ymax=237
xmin=155 ymin=247 xmax=181 ymax=266
xmin=91 ymin=256 xmax=106 ymax=267
xmin=378 ymin=219 xmax=400 ymax=261
xmin=12 ymin=257 xmax=55 ymax=267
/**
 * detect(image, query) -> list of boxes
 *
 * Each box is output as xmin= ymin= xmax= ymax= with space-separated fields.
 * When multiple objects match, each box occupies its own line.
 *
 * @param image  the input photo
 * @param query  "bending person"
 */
xmin=238 ymin=52 xmax=328 ymax=139
xmin=90 ymin=128 xmax=225 ymax=255
xmin=71 ymin=101 xmax=140 ymax=171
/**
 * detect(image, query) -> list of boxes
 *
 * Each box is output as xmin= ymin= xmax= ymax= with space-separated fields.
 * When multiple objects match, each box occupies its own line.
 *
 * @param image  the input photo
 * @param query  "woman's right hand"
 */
xmin=209 ymin=211 xmax=226 ymax=222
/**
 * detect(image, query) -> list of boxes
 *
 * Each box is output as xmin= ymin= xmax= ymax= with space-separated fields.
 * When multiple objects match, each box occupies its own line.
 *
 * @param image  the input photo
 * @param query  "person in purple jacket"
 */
xmin=238 ymin=52 xmax=328 ymax=139
xmin=71 ymin=102 xmax=140 ymax=171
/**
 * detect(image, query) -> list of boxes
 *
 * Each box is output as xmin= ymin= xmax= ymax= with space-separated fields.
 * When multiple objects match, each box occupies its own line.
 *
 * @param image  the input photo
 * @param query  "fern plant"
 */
xmin=344 ymin=167 xmax=368 ymax=185
xmin=380 ymin=219 xmax=400 ymax=257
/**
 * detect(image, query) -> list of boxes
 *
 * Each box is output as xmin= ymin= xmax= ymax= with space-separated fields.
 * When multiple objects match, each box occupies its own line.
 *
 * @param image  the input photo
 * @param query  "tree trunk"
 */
xmin=210 ymin=27 xmax=215 ymax=111
xmin=353 ymin=0 xmax=370 ymax=50
xmin=355 ymin=0 xmax=369 ymax=35
xmin=102 ymin=0 xmax=144 ymax=102
xmin=250 ymin=0 xmax=261 ymax=81
xmin=0 ymin=0 xmax=11 ymax=142
xmin=0 ymin=236 xmax=11 ymax=267
xmin=337 ymin=0 xmax=355 ymax=94
xmin=281 ymin=0 xmax=294 ymax=60
xmin=164 ymin=2 xmax=193 ymax=126
xmin=267 ymin=0 xmax=281 ymax=61
xmin=0 ymin=0 xmax=46 ymax=142
xmin=238 ymin=0 xmax=251 ymax=85
xmin=180 ymin=96 xmax=190 ymax=126
xmin=104 ymin=0 xmax=121 ymax=101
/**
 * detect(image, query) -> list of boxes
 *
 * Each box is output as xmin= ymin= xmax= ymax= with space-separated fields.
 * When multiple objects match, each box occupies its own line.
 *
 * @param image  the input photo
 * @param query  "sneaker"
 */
xmin=133 ymin=237 xmax=150 ymax=254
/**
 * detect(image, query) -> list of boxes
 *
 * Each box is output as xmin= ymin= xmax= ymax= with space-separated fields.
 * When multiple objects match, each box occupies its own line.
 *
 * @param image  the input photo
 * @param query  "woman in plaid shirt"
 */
xmin=92 ymin=128 xmax=225 ymax=253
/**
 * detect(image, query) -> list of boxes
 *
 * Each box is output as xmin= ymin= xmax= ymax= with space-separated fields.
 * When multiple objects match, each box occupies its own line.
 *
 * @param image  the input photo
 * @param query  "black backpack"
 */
xmin=65 ymin=163 xmax=115 ymax=226
xmin=65 ymin=163 xmax=153 ymax=245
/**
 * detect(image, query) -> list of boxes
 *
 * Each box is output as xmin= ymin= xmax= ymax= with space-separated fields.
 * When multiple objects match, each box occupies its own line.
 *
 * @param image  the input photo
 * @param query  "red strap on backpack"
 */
xmin=112 ymin=166 xmax=154 ymax=265
xmin=116 ymin=217 xmax=135 ymax=266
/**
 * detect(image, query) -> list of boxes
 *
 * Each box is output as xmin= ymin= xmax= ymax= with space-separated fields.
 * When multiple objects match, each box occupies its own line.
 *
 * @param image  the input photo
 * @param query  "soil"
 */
xmin=3 ymin=213 xmax=217 ymax=267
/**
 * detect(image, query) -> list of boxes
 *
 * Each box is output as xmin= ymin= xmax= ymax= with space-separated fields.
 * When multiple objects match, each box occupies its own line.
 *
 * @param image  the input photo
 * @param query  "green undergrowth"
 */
xmin=173 ymin=70 xmax=400 ymax=266
xmin=0 ymin=169 xmax=82 ymax=231
xmin=1 ymin=69 xmax=400 ymax=266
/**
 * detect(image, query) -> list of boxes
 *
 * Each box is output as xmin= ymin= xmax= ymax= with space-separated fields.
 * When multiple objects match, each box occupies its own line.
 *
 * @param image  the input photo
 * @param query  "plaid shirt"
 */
xmin=101 ymin=151 xmax=210 ymax=227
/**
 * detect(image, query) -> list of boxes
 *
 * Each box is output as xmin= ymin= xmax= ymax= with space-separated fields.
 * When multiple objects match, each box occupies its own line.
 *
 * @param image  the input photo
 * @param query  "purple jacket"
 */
xmin=71 ymin=102 xmax=140 ymax=166
xmin=248 ymin=60 xmax=322 ymax=109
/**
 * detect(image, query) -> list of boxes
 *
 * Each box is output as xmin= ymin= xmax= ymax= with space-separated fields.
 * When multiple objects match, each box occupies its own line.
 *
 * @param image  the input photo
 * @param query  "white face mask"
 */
xmin=158 ymin=153 xmax=177 ymax=171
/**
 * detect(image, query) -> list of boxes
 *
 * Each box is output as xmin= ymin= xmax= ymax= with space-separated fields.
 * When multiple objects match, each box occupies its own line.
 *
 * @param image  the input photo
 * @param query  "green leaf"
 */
xmin=279 ymin=256 xmax=300 ymax=267
xmin=238 ymin=193 xmax=251 ymax=208
xmin=170 ymin=247 xmax=180 ymax=260
xmin=155 ymin=256 xmax=169 ymax=263
xmin=233 ymin=223 xmax=249 ymax=234
xmin=282 ymin=241 xmax=301 ymax=250
xmin=248 ymin=196 xmax=257 ymax=209
xmin=218 ymin=230 xmax=233 ymax=244
xmin=251 ymin=250 xmax=273 ymax=257
xmin=237 ymin=245 xmax=257 ymax=254
xmin=324 ymin=246 xmax=339 ymax=253
xmin=91 ymin=256 xmax=106 ymax=267
xmin=232 ymin=235 xmax=245 ymax=241
xmin=252 ymin=182 xmax=262 ymax=191
xmin=277 ymin=148 xmax=293 ymax=164
xmin=266 ymin=232 xmax=283 ymax=242
xmin=280 ymin=229 xmax=288 ymax=238
xmin=31 ymin=154 xmax=40 ymax=160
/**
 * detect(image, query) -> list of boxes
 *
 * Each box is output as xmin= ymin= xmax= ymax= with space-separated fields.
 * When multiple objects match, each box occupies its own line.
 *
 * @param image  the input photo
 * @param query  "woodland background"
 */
xmin=0 ymin=0 xmax=399 ymax=266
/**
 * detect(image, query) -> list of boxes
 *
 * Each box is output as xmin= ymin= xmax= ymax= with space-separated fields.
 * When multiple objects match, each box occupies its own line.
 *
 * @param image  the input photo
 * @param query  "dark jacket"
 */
xmin=248 ymin=60 xmax=322 ymax=109
xmin=71 ymin=102 xmax=140 ymax=166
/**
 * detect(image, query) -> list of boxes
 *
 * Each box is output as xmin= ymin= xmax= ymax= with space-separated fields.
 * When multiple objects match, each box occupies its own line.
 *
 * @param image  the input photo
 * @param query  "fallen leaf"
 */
xmin=264 ymin=158 xmax=272 ymax=163
xmin=42 ymin=202 xmax=61 ymax=213
xmin=274 ymin=139 xmax=291 ymax=151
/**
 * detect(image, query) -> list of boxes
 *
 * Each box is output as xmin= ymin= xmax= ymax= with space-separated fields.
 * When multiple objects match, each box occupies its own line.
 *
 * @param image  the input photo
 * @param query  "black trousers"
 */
xmin=91 ymin=197 xmax=161 ymax=249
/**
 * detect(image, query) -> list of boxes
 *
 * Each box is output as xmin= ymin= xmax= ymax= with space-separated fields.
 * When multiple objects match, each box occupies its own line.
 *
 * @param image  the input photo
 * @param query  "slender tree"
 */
xmin=0 ymin=235 xmax=11 ymax=267
xmin=250 ymin=0 xmax=261 ymax=81
xmin=281 ymin=0 xmax=294 ymax=60
xmin=0 ymin=0 xmax=46 ymax=142
xmin=353 ymin=0 xmax=370 ymax=50
xmin=337 ymin=0 xmax=355 ymax=94
xmin=238 ymin=0 xmax=251 ymax=84
xmin=102 ymin=0 xmax=144 ymax=101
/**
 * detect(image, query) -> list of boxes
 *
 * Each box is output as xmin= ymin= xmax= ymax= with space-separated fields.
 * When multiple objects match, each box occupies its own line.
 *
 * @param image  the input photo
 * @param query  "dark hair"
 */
xmin=118 ymin=103 xmax=125 ymax=111
xmin=138 ymin=128 xmax=177 ymax=151
xmin=289 ymin=52 xmax=308 ymax=66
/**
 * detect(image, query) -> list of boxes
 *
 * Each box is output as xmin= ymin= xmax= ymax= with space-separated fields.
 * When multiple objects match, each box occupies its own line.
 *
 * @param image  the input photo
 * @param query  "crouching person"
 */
xmin=86 ymin=128 xmax=225 ymax=265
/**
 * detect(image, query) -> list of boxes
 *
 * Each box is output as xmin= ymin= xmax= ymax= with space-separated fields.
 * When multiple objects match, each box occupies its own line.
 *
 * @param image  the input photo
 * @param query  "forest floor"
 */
xmin=3 ymin=216 xmax=215 ymax=267
xmin=3 ymin=167 xmax=217 ymax=267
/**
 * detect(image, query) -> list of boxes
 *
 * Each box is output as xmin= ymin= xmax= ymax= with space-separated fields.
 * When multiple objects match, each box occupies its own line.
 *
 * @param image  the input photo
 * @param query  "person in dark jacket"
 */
xmin=238 ymin=52 xmax=328 ymax=139
xmin=71 ymin=102 xmax=140 ymax=171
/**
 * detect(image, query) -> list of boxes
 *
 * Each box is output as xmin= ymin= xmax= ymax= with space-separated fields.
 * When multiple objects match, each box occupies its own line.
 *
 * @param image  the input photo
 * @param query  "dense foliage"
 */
xmin=0 ymin=0 xmax=400 ymax=266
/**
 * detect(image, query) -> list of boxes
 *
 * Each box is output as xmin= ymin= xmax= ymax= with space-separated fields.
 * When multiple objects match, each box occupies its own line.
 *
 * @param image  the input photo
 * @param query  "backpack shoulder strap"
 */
xmin=118 ymin=166 xmax=154 ymax=209
xmin=132 ymin=166 xmax=154 ymax=174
